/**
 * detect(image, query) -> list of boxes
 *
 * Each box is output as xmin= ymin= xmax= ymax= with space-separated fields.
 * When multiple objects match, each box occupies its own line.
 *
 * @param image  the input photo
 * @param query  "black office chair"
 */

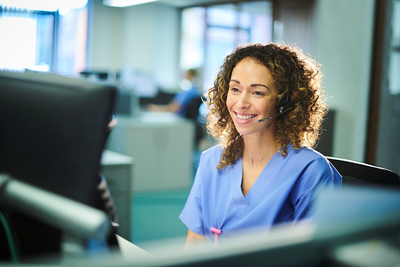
xmin=326 ymin=156 xmax=400 ymax=191
xmin=184 ymin=97 xmax=205 ymax=147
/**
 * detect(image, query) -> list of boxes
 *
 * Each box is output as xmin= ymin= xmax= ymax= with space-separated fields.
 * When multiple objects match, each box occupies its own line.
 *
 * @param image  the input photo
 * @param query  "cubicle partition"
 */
xmin=106 ymin=112 xmax=194 ymax=193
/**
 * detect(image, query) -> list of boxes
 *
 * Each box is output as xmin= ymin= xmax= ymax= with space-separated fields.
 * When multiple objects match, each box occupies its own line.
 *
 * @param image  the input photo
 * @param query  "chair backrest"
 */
xmin=326 ymin=157 xmax=400 ymax=191
xmin=184 ymin=97 xmax=203 ymax=120
xmin=184 ymin=97 xmax=205 ymax=145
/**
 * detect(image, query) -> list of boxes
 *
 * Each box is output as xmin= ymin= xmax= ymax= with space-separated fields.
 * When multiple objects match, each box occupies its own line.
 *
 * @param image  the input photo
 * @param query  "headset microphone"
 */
xmin=257 ymin=110 xmax=282 ymax=122
xmin=258 ymin=101 xmax=295 ymax=123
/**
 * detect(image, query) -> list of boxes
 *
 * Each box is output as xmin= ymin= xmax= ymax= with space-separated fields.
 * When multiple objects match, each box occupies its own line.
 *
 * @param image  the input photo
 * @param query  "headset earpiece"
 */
xmin=277 ymin=92 xmax=294 ymax=115
xmin=258 ymin=89 xmax=294 ymax=123
xmin=277 ymin=95 xmax=286 ymax=108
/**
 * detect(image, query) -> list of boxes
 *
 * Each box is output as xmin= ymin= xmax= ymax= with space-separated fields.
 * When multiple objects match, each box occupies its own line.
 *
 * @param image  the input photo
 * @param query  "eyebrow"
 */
xmin=230 ymin=79 xmax=270 ymax=90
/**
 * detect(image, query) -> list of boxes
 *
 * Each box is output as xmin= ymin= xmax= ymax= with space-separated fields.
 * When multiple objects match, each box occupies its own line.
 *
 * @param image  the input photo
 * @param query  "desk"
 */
xmin=116 ymin=234 xmax=153 ymax=259
xmin=101 ymin=150 xmax=133 ymax=240
xmin=106 ymin=112 xmax=194 ymax=192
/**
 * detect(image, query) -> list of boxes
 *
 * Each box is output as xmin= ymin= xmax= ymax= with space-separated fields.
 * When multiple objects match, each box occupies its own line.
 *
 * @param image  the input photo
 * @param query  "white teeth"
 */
xmin=237 ymin=114 xmax=255 ymax=120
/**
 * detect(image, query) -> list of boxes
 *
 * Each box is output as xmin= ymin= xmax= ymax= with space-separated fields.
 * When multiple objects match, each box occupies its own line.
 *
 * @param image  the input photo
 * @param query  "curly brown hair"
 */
xmin=206 ymin=43 xmax=327 ymax=170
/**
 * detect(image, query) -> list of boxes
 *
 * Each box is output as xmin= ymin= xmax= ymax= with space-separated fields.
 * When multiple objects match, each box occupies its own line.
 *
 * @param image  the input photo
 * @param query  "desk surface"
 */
xmin=115 ymin=111 xmax=193 ymax=127
xmin=101 ymin=150 xmax=134 ymax=166
xmin=116 ymin=235 xmax=153 ymax=259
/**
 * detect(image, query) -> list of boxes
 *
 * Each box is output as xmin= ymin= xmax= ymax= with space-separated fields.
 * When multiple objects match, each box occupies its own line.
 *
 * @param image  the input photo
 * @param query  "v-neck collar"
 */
xmin=232 ymin=152 xmax=279 ymax=216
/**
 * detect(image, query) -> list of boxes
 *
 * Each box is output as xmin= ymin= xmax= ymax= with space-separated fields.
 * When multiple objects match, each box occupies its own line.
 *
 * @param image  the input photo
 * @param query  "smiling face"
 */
xmin=226 ymin=57 xmax=278 ymax=138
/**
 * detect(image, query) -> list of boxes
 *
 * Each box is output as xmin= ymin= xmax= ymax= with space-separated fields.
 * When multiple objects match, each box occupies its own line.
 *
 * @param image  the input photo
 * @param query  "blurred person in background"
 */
xmin=147 ymin=69 xmax=202 ymax=117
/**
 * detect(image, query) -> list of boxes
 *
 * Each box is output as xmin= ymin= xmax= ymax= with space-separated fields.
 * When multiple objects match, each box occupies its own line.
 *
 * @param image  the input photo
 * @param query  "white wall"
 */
xmin=90 ymin=0 xmax=124 ymax=70
xmin=313 ymin=0 xmax=375 ymax=161
xmin=123 ymin=3 xmax=179 ymax=89
xmin=89 ymin=0 xmax=180 ymax=89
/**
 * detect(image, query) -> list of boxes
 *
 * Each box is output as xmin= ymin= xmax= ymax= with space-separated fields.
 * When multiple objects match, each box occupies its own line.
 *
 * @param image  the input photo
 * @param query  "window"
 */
xmin=370 ymin=0 xmax=400 ymax=174
xmin=180 ymin=1 xmax=273 ymax=92
xmin=388 ymin=0 xmax=400 ymax=95
xmin=0 ymin=0 xmax=88 ymax=76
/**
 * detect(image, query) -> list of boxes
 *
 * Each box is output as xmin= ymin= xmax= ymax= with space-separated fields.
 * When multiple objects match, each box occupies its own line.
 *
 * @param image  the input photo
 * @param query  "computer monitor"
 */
xmin=114 ymin=87 xmax=139 ymax=117
xmin=0 ymin=70 xmax=117 ymax=262
xmin=98 ymin=186 xmax=400 ymax=267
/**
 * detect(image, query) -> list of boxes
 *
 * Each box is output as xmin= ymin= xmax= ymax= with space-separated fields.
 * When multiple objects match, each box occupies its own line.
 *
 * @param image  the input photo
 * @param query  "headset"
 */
xmin=258 ymin=89 xmax=295 ymax=123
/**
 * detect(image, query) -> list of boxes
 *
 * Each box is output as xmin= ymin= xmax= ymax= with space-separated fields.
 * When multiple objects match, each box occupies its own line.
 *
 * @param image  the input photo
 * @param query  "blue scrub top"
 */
xmin=179 ymin=145 xmax=341 ymax=245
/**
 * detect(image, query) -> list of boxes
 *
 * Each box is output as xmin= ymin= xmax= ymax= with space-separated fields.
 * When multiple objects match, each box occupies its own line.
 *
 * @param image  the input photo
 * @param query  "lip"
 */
xmin=233 ymin=112 xmax=258 ymax=124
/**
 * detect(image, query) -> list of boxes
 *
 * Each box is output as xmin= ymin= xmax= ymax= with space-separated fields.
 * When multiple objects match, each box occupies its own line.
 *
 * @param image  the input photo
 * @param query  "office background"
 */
xmin=1 ymin=0 xmax=399 ymax=251
xmin=89 ymin=0 xmax=375 ymax=163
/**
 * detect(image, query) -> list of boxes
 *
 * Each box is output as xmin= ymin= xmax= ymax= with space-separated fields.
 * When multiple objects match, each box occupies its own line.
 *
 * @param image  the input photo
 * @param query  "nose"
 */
xmin=237 ymin=93 xmax=250 ymax=109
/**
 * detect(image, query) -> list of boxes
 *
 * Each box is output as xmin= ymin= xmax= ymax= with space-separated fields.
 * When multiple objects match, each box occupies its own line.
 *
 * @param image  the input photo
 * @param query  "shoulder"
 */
xmin=197 ymin=144 xmax=235 ymax=178
xmin=286 ymin=145 xmax=330 ymax=168
xmin=199 ymin=145 xmax=223 ymax=165
xmin=286 ymin=145 xmax=341 ymax=187
xmin=194 ymin=145 xmax=229 ymax=187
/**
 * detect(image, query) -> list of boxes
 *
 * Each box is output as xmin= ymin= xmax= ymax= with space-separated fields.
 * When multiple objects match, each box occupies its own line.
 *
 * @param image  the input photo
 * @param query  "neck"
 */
xmin=242 ymin=132 xmax=278 ymax=169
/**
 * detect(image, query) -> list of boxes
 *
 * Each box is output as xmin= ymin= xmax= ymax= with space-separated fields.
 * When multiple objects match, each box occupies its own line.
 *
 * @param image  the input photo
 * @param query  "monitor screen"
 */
xmin=0 ymin=70 xmax=117 ymax=262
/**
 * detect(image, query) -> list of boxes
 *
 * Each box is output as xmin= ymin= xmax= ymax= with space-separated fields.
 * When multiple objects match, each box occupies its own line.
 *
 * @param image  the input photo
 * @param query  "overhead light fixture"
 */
xmin=1 ymin=0 xmax=88 ymax=12
xmin=103 ymin=0 xmax=158 ymax=7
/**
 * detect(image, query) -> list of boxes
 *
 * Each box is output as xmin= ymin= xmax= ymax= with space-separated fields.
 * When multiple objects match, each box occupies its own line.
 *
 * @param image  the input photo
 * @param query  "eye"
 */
xmin=230 ymin=87 xmax=240 ymax=93
xmin=254 ymin=91 xmax=265 ymax=96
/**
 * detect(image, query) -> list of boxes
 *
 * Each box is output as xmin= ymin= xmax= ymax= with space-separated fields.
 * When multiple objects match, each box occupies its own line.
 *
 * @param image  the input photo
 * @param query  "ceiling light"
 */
xmin=103 ymin=0 xmax=159 ymax=7
xmin=1 ymin=0 xmax=88 ymax=12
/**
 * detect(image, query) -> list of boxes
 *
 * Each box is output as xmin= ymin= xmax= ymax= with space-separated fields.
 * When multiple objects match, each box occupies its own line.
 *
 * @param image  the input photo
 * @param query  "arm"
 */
xmin=183 ymin=229 xmax=206 ymax=250
xmin=146 ymin=102 xmax=180 ymax=113
xmin=292 ymin=157 xmax=338 ymax=221
xmin=180 ymin=149 xmax=217 ymax=249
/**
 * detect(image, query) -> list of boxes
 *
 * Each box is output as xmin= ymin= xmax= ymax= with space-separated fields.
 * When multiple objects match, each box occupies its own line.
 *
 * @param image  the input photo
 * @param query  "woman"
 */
xmin=179 ymin=43 xmax=341 ymax=248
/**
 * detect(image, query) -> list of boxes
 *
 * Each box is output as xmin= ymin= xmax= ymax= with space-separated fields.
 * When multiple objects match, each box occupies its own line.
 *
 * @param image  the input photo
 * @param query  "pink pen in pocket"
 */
xmin=210 ymin=227 xmax=221 ymax=247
